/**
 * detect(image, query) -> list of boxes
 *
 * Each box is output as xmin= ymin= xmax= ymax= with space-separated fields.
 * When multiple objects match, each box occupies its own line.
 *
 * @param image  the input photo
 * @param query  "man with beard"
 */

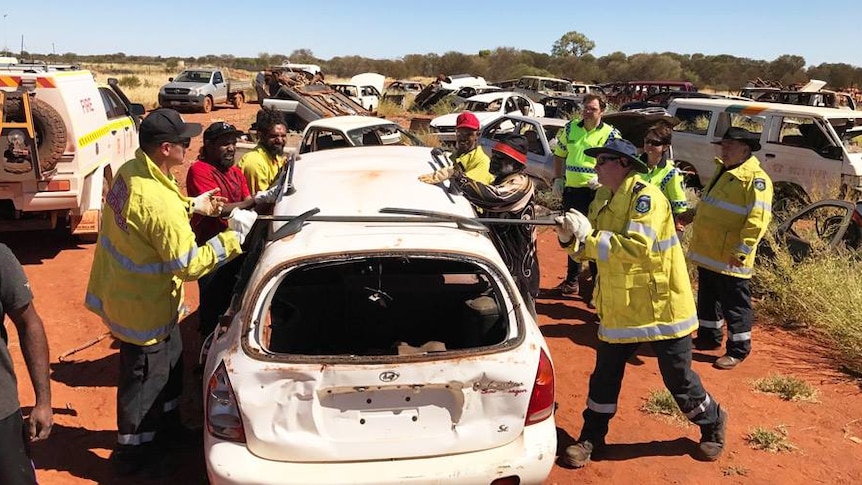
xmin=419 ymin=134 xmax=538 ymax=312
xmin=451 ymin=112 xmax=493 ymax=184
xmin=240 ymin=107 xmax=289 ymax=193
xmin=187 ymin=122 xmax=279 ymax=338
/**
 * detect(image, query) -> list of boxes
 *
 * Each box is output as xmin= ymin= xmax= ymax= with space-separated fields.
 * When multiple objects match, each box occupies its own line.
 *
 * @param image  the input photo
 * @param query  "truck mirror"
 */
xmin=168 ymin=77 xmax=173 ymax=82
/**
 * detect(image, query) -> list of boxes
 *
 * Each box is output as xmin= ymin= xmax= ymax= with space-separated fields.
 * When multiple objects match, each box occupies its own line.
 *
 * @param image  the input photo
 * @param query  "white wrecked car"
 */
xmin=202 ymin=146 xmax=557 ymax=484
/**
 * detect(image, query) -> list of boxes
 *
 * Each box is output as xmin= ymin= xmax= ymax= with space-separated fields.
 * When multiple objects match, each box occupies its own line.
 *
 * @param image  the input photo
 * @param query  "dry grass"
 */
xmin=745 ymin=426 xmax=796 ymax=452
xmin=752 ymin=374 xmax=818 ymax=402
xmin=641 ymin=389 xmax=690 ymax=426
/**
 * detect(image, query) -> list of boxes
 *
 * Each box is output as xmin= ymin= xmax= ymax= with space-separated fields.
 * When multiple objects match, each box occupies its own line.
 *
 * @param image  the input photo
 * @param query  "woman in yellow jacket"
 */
xmin=555 ymin=138 xmax=726 ymax=469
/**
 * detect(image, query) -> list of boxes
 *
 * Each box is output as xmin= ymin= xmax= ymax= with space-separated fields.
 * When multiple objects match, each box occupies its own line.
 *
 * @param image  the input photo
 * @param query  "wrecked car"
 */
xmin=478 ymin=114 xmax=566 ymax=187
xmin=429 ymin=92 xmax=544 ymax=145
xmin=381 ymin=80 xmax=425 ymax=108
xmin=202 ymin=145 xmax=557 ymax=485
xmin=412 ymin=74 xmax=488 ymax=110
xmin=760 ymin=199 xmax=862 ymax=261
xmin=297 ymin=115 xmax=425 ymax=153
xmin=330 ymin=73 xmax=385 ymax=112
xmin=512 ymin=75 xmax=574 ymax=103
xmin=261 ymin=83 xmax=370 ymax=132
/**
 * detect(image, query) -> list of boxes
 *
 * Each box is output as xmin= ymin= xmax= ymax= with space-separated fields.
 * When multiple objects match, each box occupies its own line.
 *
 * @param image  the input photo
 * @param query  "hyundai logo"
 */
xmin=379 ymin=371 xmax=399 ymax=382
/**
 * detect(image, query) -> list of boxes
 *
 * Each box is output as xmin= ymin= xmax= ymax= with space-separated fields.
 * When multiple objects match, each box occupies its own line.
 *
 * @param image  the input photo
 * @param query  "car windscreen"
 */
xmin=347 ymin=125 xmax=426 ymax=147
xmin=174 ymin=70 xmax=212 ymax=83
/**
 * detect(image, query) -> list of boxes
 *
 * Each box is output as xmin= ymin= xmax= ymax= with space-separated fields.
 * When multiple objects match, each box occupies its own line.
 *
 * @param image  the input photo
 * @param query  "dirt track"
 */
xmin=5 ymin=102 xmax=862 ymax=484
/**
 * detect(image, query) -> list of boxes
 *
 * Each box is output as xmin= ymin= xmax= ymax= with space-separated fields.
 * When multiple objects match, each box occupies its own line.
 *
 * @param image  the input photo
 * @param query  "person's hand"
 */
xmin=676 ymin=209 xmax=696 ymax=226
xmin=587 ymin=177 xmax=602 ymax=190
xmin=554 ymin=209 xmax=592 ymax=244
xmin=228 ymin=208 xmax=258 ymax=245
xmin=552 ymin=177 xmax=565 ymax=197
xmin=418 ymin=166 xmax=455 ymax=185
xmin=192 ymin=188 xmax=226 ymax=217
xmin=28 ymin=403 xmax=53 ymax=441
xmin=728 ymin=255 xmax=744 ymax=267
xmin=254 ymin=186 xmax=280 ymax=205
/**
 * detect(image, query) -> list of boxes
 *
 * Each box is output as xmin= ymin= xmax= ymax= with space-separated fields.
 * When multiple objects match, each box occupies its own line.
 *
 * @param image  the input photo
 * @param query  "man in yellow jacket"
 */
xmin=240 ymin=107 xmax=288 ymax=193
xmin=451 ymin=111 xmax=493 ymax=184
xmin=680 ymin=127 xmax=773 ymax=370
xmin=555 ymin=138 xmax=726 ymax=468
xmin=85 ymin=109 xmax=258 ymax=478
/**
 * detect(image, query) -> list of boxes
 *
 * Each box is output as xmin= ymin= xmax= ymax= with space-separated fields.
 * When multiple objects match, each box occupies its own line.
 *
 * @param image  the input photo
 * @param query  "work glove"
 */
xmin=554 ymin=209 xmax=593 ymax=245
xmin=587 ymin=177 xmax=602 ymax=190
xmin=254 ymin=185 xmax=281 ymax=205
xmin=192 ymin=188 xmax=226 ymax=217
xmin=552 ymin=177 xmax=565 ymax=197
xmin=228 ymin=208 xmax=258 ymax=245
xmin=418 ymin=166 xmax=455 ymax=185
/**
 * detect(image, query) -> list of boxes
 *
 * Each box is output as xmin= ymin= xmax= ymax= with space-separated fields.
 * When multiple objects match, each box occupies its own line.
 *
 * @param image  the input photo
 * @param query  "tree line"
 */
xmin=13 ymin=38 xmax=862 ymax=92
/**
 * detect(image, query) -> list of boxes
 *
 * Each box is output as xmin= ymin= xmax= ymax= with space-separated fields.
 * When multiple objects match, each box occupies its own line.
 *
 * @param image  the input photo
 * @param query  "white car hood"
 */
xmin=431 ymin=111 xmax=499 ymax=129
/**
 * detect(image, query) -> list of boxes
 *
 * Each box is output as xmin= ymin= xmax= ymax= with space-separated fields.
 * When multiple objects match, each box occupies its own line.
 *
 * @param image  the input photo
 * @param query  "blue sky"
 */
xmin=4 ymin=1 xmax=859 ymax=68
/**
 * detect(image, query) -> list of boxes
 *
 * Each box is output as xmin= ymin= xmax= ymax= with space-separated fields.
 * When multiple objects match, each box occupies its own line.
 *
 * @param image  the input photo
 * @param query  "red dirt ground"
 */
xmin=4 ymin=103 xmax=862 ymax=484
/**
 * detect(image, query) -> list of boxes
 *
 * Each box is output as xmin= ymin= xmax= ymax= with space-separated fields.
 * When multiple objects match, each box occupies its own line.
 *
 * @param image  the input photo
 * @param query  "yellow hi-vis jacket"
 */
xmin=85 ymin=149 xmax=243 ymax=346
xmin=552 ymin=120 xmax=619 ymax=188
xmin=565 ymin=172 xmax=698 ymax=343
xmin=688 ymin=156 xmax=773 ymax=279
xmin=455 ymin=146 xmax=494 ymax=185
xmin=239 ymin=145 xmax=286 ymax=194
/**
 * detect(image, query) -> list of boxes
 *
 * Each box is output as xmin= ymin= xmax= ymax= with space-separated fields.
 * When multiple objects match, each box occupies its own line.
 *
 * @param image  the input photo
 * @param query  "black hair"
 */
xmin=582 ymin=93 xmax=608 ymax=111
xmin=256 ymin=107 xmax=287 ymax=135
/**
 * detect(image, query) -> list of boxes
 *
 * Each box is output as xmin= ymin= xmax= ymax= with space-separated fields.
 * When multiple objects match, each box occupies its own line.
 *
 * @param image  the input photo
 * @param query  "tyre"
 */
xmin=232 ymin=93 xmax=244 ymax=109
xmin=202 ymin=96 xmax=213 ymax=113
xmin=3 ymin=96 xmax=67 ymax=173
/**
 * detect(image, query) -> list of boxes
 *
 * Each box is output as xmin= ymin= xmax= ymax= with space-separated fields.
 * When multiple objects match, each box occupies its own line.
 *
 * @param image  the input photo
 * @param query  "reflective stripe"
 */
xmin=736 ymin=243 xmax=753 ymax=255
xmin=653 ymin=233 xmax=680 ymax=252
xmin=86 ymin=293 xmax=176 ymax=343
xmin=626 ymin=221 xmax=657 ymax=241
xmin=566 ymin=165 xmax=597 ymax=174
xmin=698 ymin=319 xmax=724 ymax=329
xmin=671 ymin=200 xmax=689 ymax=209
xmin=100 ymin=235 xmax=199 ymax=275
xmin=587 ymin=397 xmax=617 ymax=414
xmin=598 ymin=315 xmax=698 ymax=341
xmin=730 ymin=331 xmax=752 ymax=342
xmin=117 ymin=431 xmax=156 ymax=446
xmin=701 ymin=195 xmax=748 ymax=216
xmin=685 ymin=394 xmax=712 ymax=419
xmin=163 ymin=398 xmax=180 ymax=412
xmin=206 ymin=234 xmax=228 ymax=263
xmin=689 ymin=252 xmax=753 ymax=276
xmin=597 ymin=231 xmax=612 ymax=261
xmin=659 ymin=168 xmax=676 ymax=190
xmin=752 ymin=200 xmax=772 ymax=212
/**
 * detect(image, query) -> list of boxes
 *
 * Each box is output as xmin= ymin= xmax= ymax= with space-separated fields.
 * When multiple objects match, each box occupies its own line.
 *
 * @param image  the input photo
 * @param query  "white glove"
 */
xmin=587 ymin=177 xmax=602 ymax=190
xmin=192 ymin=188 xmax=225 ymax=217
xmin=254 ymin=186 xmax=280 ymax=204
xmin=228 ymin=208 xmax=258 ymax=245
xmin=554 ymin=209 xmax=592 ymax=245
xmin=418 ymin=166 xmax=455 ymax=185
xmin=552 ymin=177 xmax=565 ymax=197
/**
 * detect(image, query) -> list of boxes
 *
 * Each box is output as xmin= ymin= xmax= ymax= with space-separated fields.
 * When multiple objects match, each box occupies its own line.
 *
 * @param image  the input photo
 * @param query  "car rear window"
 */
xmin=256 ymin=256 xmax=512 ymax=356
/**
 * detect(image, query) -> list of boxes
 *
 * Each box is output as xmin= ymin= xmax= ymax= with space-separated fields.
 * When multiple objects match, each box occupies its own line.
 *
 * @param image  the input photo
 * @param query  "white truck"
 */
xmin=0 ymin=62 xmax=145 ymax=238
xmin=667 ymin=98 xmax=862 ymax=208
xmin=158 ymin=67 xmax=251 ymax=113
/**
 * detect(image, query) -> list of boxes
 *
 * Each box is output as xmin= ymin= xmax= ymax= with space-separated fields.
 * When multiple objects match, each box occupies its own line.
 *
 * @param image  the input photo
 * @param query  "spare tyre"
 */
xmin=3 ymin=96 xmax=67 ymax=173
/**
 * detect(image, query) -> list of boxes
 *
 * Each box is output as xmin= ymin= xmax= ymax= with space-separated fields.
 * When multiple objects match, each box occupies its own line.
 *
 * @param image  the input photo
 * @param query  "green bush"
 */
xmin=118 ymin=75 xmax=142 ymax=89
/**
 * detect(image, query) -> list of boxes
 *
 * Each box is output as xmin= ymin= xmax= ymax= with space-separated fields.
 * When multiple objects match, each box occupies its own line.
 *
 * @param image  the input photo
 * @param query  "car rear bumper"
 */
xmin=205 ymin=416 xmax=556 ymax=485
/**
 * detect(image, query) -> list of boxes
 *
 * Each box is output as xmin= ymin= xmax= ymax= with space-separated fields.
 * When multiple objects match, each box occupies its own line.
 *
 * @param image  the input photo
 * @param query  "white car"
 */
xmin=478 ymin=115 xmax=567 ymax=187
xmin=330 ymin=73 xmax=385 ymax=111
xmin=430 ymin=92 xmax=545 ymax=145
xmin=297 ymin=115 xmax=425 ymax=154
xmin=202 ymin=146 xmax=557 ymax=485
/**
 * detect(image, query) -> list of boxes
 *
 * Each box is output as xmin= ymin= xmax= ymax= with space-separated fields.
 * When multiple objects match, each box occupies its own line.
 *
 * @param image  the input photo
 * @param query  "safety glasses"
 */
xmin=644 ymin=138 xmax=665 ymax=147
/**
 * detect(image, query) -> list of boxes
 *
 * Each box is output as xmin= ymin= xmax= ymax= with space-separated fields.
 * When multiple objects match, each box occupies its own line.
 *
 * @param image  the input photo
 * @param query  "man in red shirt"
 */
xmin=187 ymin=122 xmax=265 ymax=338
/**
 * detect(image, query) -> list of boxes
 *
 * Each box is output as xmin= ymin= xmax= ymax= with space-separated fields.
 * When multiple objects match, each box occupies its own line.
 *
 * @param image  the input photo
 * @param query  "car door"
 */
xmin=212 ymin=71 xmax=228 ymax=104
xmin=97 ymin=87 xmax=134 ymax=163
xmin=515 ymin=119 xmax=554 ymax=184
xmin=762 ymin=114 xmax=845 ymax=196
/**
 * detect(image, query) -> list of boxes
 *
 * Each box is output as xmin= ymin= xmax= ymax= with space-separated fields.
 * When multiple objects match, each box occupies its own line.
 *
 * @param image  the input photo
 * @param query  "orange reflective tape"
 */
xmin=36 ymin=77 xmax=56 ymax=88
xmin=0 ymin=76 xmax=19 ymax=87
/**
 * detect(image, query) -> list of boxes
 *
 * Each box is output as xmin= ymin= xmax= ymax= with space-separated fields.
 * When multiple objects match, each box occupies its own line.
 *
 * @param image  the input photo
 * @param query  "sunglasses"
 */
xmin=178 ymin=138 xmax=191 ymax=148
xmin=595 ymin=155 xmax=622 ymax=165
xmin=644 ymin=139 xmax=665 ymax=146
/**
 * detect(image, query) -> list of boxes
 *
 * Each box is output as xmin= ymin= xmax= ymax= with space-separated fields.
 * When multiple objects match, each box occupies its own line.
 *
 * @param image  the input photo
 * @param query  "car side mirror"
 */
xmin=168 ymin=77 xmax=173 ymax=82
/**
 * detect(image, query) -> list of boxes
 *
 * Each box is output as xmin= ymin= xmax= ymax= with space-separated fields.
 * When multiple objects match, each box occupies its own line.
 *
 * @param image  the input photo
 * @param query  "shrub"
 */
xmin=746 ymin=426 xmax=796 ymax=452
xmin=118 ymin=75 xmax=142 ymax=89
xmin=641 ymin=389 xmax=689 ymax=425
xmin=753 ymin=374 xmax=818 ymax=402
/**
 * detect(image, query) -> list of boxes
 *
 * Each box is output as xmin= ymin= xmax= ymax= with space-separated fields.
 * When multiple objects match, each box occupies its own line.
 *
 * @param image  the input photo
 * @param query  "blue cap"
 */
xmin=584 ymin=138 xmax=648 ymax=173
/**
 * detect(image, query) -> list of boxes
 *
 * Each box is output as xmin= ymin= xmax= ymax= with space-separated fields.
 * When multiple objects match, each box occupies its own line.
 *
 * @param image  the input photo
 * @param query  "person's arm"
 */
xmin=451 ymin=171 xmax=531 ymax=213
xmin=8 ymin=302 xmax=52 ymax=441
xmin=735 ymin=175 xmax=773 ymax=265
xmin=581 ymin=193 xmax=662 ymax=265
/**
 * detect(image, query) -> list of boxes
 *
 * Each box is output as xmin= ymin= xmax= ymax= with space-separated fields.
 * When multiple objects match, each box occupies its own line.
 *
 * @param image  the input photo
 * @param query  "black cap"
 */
xmin=584 ymin=138 xmax=649 ymax=173
xmin=490 ymin=134 xmax=529 ymax=165
xmin=139 ymin=108 xmax=202 ymax=145
xmin=712 ymin=127 xmax=762 ymax=152
xmin=203 ymin=121 xmax=243 ymax=142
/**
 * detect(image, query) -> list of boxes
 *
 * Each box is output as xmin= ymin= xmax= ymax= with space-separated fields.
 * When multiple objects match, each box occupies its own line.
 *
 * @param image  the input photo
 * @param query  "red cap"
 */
xmin=455 ymin=112 xmax=480 ymax=131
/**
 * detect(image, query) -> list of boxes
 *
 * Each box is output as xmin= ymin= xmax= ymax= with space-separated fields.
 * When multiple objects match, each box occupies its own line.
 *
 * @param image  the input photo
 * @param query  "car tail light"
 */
xmin=205 ymin=361 xmax=246 ymax=443
xmin=525 ymin=349 xmax=555 ymax=425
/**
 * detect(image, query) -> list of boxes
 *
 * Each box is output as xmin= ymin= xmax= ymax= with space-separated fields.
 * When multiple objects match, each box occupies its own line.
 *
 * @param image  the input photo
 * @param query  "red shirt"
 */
xmin=186 ymin=159 xmax=251 ymax=244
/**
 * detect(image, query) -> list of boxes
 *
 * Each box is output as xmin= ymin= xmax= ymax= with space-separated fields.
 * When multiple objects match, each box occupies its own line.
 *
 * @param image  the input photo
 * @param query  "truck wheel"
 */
xmin=3 ymin=97 xmax=67 ymax=173
xmin=232 ymin=93 xmax=245 ymax=109
xmin=202 ymin=96 xmax=213 ymax=113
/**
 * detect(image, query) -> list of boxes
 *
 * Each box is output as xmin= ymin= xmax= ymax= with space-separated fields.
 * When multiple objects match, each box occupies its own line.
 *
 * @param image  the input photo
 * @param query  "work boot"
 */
xmin=109 ymin=445 xmax=148 ymax=477
xmin=554 ymin=279 xmax=579 ymax=296
xmin=714 ymin=355 xmax=744 ymax=370
xmin=698 ymin=408 xmax=728 ymax=461
xmin=693 ymin=338 xmax=722 ymax=351
xmin=561 ymin=440 xmax=595 ymax=468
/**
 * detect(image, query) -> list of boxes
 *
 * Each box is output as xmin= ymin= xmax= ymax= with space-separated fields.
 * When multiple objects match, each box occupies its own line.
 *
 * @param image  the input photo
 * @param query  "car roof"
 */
xmin=467 ymin=91 xmax=520 ymax=102
xmin=257 ymin=146 xmax=500 ymax=269
xmin=497 ymin=114 xmax=567 ymax=127
xmin=671 ymin=98 xmax=861 ymax=118
xmin=305 ymin=115 xmax=397 ymax=131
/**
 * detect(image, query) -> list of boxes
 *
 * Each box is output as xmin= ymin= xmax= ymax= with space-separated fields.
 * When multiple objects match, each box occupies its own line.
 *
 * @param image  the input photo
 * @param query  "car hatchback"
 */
xmin=202 ymin=146 xmax=557 ymax=484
